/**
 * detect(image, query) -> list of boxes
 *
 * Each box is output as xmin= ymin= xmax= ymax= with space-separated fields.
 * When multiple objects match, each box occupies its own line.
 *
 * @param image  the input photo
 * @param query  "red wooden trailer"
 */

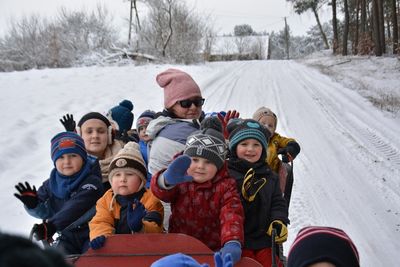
xmin=69 ymin=233 xmax=262 ymax=267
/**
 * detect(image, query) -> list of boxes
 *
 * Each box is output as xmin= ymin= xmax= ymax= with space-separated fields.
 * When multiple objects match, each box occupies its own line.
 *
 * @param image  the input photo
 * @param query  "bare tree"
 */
xmin=139 ymin=0 xmax=207 ymax=63
xmin=287 ymin=0 xmax=330 ymax=49
xmin=342 ymin=0 xmax=350 ymax=55
xmin=331 ymin=0 xmax=339 ymax=54
xmin=391 ymin=0 xmax=399 ymax=53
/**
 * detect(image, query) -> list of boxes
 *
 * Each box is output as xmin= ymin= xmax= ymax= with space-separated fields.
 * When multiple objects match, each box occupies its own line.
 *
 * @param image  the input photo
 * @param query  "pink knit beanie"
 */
xmin=156 ymin=68 xmax=202 ymax=108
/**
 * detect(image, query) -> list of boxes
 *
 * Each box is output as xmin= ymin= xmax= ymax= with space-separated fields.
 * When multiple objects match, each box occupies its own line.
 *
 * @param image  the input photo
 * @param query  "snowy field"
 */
xmin=0 ymin=55 xmax=399 ymax=266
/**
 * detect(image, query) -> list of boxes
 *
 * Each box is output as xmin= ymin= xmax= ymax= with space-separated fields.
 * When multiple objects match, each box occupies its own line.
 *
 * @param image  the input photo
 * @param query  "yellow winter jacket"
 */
xmin=267 ymin=133 xmax=296 ymax=173
xmin=89 ymin=189 xmax=164 ymax=240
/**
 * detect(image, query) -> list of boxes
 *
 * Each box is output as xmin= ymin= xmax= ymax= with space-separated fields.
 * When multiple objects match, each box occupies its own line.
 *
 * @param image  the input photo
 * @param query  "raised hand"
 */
xmin=59 ymin=113 xmax=76 ymax=132
xmin=14 ymin=182 xmax=38 ymax=209
xmin=163 ymin=155 xmax=193 ymax=186
xmin=217 ymin=110 xmax=240 ymax=138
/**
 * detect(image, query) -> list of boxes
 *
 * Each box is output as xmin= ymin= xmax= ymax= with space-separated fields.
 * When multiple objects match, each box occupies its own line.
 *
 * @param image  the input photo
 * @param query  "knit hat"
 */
xmin=228 ymin=119 xmax=270 ymax=153
xmin=136 ymin=110 xmax=156 ymax=129
xmin=106 ymin=100 xmax=134 ymax=132
xmin=156 ymin=68 xmax=202 ymax=109
xmin=200 ymin=116 xmax=223 ymax=133
xmin=151 ymin=253 xmax=207 ymax=267
xmin=184 ymin=128 xmax=227 ymax=170
xmin=51 ymin=132 xmax=87 ymax=163
xmin=287 ymin=226 xmax=360 ymax=267
xmin=108 ymin=142 xmax=147 ymax=189
xmin=252 ymin=106 xmax=277 ymax=125
xmin=77 ymin=112 xmax=111 ymax=128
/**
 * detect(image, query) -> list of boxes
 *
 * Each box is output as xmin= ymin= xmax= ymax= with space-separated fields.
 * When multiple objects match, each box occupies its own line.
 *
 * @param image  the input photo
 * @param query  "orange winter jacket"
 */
xmin=89 ymin=189 xmax=164 ymax=240
xmin=267 ymin=133 xmax=296 ymax=173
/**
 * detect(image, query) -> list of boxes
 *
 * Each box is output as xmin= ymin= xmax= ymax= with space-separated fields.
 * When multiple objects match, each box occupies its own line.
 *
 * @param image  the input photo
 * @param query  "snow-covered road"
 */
xmin=199 ymin=60 xmax=400 ymax=266
xmin=1 ymin=60 xmax=399 ymax=266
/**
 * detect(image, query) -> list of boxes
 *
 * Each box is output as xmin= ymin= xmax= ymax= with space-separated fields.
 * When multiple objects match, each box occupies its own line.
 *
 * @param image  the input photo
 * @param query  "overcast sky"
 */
xmin=0 ymin=0 xmax=331 ymax=38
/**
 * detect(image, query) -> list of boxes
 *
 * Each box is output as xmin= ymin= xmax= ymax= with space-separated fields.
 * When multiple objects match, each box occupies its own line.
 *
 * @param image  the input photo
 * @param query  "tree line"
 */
xmin=287 ymin=0 xmax=399 ymax=56
xmin=1 ymin=0 xmax=398 ymax=71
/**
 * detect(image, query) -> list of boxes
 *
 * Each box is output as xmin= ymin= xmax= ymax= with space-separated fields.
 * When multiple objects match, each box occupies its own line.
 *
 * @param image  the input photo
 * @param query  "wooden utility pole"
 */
xmin=128 ymin=0 xmax=133 ymax=46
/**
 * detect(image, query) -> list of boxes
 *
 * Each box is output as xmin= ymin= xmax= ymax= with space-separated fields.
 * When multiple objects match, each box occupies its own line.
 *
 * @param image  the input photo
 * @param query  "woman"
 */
xmin=60 ymin=112 xmax=124 ymax=190
xmin=146 ymin=68 xmax=205 ymax=231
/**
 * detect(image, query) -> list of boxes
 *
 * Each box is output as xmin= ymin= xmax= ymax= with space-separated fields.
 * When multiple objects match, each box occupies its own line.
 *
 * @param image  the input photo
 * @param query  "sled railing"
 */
xmin=71 ymin=233 xmax=262 ymax=267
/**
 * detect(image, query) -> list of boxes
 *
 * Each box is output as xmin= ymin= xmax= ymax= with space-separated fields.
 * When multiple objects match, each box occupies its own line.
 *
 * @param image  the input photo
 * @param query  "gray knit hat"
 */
xmin=184 ymin=128 xmax=227 ymax=170
xmin=252 ymin=106 xmax=277 ymax=125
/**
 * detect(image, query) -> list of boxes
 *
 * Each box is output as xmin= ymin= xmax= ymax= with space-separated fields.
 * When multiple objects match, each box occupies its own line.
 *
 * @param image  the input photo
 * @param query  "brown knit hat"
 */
xmin=108 ymin=142 xmax=147 ymax=189
xmin=252 ymin=106 xmax=277 ymax=125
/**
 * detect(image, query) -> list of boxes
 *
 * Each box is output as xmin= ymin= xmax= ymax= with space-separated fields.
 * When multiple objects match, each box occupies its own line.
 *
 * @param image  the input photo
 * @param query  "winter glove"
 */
xmin=90 ymin=235 xmax=106 ymax=250
xmin=214 ymin=252 xmax=233 ymax=267
xmin=217 ymin=110 xmax=240 ymax=139
xmin=31 ymin=222 xmax=56 ymax=242
xmin=267 ymin=220 xmax=288 ymax=244
xmin=119 ymin=130 xmax=132 ymax=144
xmin=241 ymin=168 xmax=267 ymax=202
xmin=127 ymin=199 xmax=146 ymax=232
xmin=162 ymin=155 xmax=193 ymax=186
xmin=59 ymin=113 xmax=76 ymax=132
xmin=219 ymin=241 xmax=241 ymax=264
xmin=278 ymin=141 xmax=300 ymax=163
xmin=14 ymin=182 xmax=38 ymax=209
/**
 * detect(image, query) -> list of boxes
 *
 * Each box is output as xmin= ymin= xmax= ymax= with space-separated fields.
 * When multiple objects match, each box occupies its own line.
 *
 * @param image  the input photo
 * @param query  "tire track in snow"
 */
xmin=290 ymin=64 xmax=400 ymax=173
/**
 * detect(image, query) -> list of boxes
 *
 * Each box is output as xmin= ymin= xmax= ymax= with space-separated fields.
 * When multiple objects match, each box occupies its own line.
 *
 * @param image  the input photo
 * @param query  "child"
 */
xmin=88 ymin=142 xmax=164 ymax=250
xmin=136 ymin=110 xmax=156 ymax=188
xmin=287 ymin=226 xmax=360 ymax=267
xmin=106 ymin=99 xmax=139 ymax=143
xmin=227 ymin=119 xmax=289 ymax=267
xmin=60 ymin=112 xmax=125 ymax=190
xmin=252 ymin=107 xmax=300 ymax=194
xmin=151 ymin=128 xmax=244 ymax=264
xmin=14 ymin=132 xmax=104 ymax=254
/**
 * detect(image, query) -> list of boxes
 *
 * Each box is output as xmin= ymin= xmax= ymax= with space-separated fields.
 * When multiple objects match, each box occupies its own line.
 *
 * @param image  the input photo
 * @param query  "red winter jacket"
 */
xmin=150 ymin=164 xmax=244 ymax=251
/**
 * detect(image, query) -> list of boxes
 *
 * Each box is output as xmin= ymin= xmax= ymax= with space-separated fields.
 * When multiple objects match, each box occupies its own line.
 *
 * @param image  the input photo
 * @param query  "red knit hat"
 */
xmin=156 ymin=68 xmax=202 ymax=109
xmin=288 ymin=226 xmax=360 ymax=267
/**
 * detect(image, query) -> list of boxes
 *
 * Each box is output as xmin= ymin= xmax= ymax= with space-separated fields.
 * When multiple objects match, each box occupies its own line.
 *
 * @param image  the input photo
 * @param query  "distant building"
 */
xmin=204 ymin=35 xmax=269 ymax=61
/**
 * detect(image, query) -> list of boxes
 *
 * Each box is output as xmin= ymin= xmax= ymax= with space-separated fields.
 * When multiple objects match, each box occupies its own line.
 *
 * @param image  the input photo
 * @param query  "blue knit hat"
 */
xmin=107 ymin=100 xmax=134 ymax=132
xmin=228 ymin=119 xmax=270 ymax=153
xmin=51 ymin=132 xmax=87 ymax=163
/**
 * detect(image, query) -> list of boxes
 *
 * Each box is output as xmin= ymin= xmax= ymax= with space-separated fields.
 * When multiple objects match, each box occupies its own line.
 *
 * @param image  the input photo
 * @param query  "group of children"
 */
xmin=13 ymin=68 xmax=360 ymax=267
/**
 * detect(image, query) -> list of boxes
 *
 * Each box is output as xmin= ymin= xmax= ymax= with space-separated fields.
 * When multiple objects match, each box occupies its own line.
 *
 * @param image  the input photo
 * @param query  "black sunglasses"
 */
xmin=178 ymin=98 xmax=205 ymax=108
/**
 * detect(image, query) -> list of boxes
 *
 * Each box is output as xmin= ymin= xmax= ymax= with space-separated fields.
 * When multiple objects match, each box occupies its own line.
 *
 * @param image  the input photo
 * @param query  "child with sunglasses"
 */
xmin=146 ymin=69 xmax=205 ymax=231
xmin=227 ymin=119 xmax=289 ymax=267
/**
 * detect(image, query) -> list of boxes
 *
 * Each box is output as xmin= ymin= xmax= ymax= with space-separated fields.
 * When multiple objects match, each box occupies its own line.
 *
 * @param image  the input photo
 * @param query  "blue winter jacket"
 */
xmin=27 ymin=156 xmax=104 ymax=231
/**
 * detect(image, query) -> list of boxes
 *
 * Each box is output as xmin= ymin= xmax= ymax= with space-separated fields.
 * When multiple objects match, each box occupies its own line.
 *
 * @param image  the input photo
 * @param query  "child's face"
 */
xmin=258 ymin=115 xmax=276 ymax=135
xmin=187 ymin=157 xmax=218 ymax=183
xmin=138 ymin=126 xmax=151 ymax=142
xmin=80 ymin=119 xmax=109 ymax=158
xmin=111 ymin=170 xmax=143 ymax=195
xmin=55 ymin=153 xmax=84 ymax=176
xmin=236 ymin=139 xmax=263 ymax=163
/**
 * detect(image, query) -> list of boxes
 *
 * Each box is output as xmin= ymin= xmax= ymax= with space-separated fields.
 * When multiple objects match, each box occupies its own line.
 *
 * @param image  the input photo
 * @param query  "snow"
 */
xmin=1 ymin=54 xmax=399 ymax=266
